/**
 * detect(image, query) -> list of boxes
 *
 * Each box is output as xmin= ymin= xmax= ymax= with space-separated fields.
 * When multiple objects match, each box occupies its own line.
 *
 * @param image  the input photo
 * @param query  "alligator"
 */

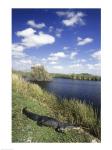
xmin=22 ymin=107 xmax=80 ymax=132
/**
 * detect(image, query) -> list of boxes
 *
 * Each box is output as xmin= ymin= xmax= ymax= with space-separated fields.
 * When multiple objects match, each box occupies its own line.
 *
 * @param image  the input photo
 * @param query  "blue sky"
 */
xmin=12 ymin=9 xmax=101 ymax=75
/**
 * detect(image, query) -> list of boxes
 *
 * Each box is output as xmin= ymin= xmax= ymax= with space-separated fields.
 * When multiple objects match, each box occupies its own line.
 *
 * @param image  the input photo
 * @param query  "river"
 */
xmin=34 ymin=78 xmax=101 ymax=113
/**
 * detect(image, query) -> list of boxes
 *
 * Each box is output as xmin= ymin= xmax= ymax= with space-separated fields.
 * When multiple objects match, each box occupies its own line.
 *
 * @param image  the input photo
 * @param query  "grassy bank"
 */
xmin=12 ymin=73 xmax=101 ymax=142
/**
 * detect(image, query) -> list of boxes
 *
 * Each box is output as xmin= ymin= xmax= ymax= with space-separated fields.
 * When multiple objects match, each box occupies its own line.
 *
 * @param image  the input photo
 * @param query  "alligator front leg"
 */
xmin=55 ymin=127 xmax=65 ymax=133
xmin=37 ymin=121 xmax=43 ymax=126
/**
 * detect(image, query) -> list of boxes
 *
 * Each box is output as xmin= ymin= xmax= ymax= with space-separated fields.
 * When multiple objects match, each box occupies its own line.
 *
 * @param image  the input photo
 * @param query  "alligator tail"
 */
xmin=22 ymin=107 xmax=27 ymax=114
xmin=22 ymin=107 xmax=40 ymax=121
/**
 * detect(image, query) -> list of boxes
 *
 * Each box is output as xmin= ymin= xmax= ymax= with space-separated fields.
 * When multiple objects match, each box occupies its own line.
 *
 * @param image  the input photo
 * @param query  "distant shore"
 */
xmin=13 ymin=70 xmax=101 ymax=81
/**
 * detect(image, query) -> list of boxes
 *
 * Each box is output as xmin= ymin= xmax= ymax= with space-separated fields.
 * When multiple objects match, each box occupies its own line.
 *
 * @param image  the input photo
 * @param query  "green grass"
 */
xmin=53 ymin=99 xmax=101 ymax=139
xmin=12 ymin=73 xmax=101 ymax=142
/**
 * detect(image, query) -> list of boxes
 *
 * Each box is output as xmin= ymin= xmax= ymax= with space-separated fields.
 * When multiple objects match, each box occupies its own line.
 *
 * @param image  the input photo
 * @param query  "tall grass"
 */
xmin=12 ymin=73 xmax=57 ymax=116
xmin=12 ymin=73 xmax=101 ymax=140
xmin=53 ymin=99 xmax=100 ymax=139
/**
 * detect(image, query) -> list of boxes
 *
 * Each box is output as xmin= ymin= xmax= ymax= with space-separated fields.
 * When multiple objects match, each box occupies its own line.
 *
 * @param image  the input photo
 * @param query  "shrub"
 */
xmin=31 ymin=65 xmax=52 ymax=81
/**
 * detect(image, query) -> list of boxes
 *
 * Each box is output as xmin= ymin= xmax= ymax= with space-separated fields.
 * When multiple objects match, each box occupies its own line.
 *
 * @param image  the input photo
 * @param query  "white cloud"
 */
xmin=77 ymin=37 xmax=82 ymax=41
xmin=77 ymin=59 xmax=86 ymax=63
xmin=32 ymin=64 xmax=42 ymax=67
xmin=94 ymin=63 xmax=100 ymax=68
xmin=56 ymin=11 xmax=85 ymax=27
xmin=63 ymin=46 xmax=69 ymax=50
xmin=48 ymin=52 xmax=67 ymax=61
xmin=13 ymin=27 xmax=56 ymax=70
xmin=77 ymin=37 xmax=93 ymax=46
xmin=12 ymin=44 xmax=25 ymax=52
xmin=53 ymin=65 xmax=63 ymax=70
xmin=12 ymin=44 xmax=26 ymax=58
xmin=49 ymin=61 xmax=57 ymax=65
xmin=16 ymin=28 xmax=55 ymax=48
xmin=42 ymin=58 xmax=46 ymax=61
xmin=63 ymin=13 xmax=85 ymax=26
xmin=49 ymin=26 xmax=54 ymax=32
xmin=50 ymin=52 xmax=66 ymax=58
xmin=56 ymin=33 xmax=61 ymax=38
xmin=56 ymin=11 xmax=74 ymax=18
xmin=12 ymin=51 xmax=26 ymax=59
xmin=48 ymin=51 xmax=78 ymax=62
xmin=69 ymin=63 xmax=82 ymax=68
xmin=86 ymin=64 xmax=94 ymax=69
xmin=49 ymin=27 xmax=63 ymax=37
xmin=12 ymin=54 xmax=42 ymax=71
xmin=22 ymin=32 xmax=55 ymax=48
xmin=91 ymin=50 xmax=101 ymax=61
xmin=56 ymin=11 xmax=71 ymax=16
xmin=41 ymin=58 xmax=47 ymax=63
xmin=19 ymin=59 xmax=32 ymax=64
xmin=69 ymin=62 xmax=100 ymax=75
xmin=16 ymin=28 xmax=36 ymax=37
xmin=70 ymin=52 xmax=77 ymax=59
xmin=27 ymin=20 xmax=46 ymax=29
xmin=48 ymin=56 xmax=58 ymax=61
xmin=12 ymin=60 xmax=32 ymax=71
xmin=55 ymin=28 xmax=63 ymax=37
xmin=56 ymin=28 xmax=63 ymax=33
xmin=86 ymin=63 xmax=101 ymax=70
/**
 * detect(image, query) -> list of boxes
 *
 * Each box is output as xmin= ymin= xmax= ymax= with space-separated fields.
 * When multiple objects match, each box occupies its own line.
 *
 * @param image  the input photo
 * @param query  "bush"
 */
xmin=31 ymin=65 xmax=52 ymax=81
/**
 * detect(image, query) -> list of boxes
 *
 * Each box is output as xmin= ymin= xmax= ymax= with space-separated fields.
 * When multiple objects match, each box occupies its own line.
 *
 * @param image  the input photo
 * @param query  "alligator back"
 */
xmin=37 ymin=115 xmax=61 ymax=128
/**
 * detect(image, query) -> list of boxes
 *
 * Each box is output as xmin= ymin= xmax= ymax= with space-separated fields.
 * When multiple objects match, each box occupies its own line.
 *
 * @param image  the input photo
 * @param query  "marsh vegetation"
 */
xmin=12 ymin=73 xmax=101 ymax=142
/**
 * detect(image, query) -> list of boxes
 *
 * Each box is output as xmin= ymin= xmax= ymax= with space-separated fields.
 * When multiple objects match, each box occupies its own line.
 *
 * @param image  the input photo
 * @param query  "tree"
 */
xmin=71 ymin=74 xmax=74 ymax=79
xmin=31 ymin=65 xmax=52 ymax=81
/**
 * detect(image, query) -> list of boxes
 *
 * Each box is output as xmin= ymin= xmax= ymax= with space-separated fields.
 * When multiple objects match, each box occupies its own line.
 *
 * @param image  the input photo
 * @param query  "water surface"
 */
xmin=35 ymin=78 xmax=101 ymax=112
